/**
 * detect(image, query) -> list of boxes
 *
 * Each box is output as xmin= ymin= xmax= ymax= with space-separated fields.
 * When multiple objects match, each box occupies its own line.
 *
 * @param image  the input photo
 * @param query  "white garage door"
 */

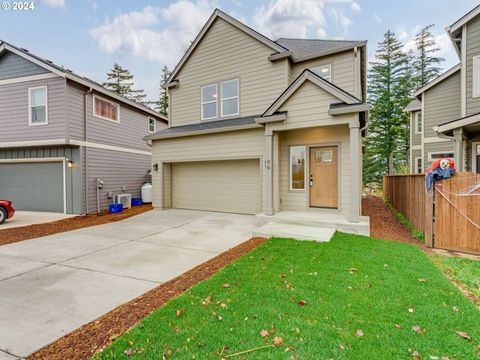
xmin=172 ymin=159 xmax=261 ymax=214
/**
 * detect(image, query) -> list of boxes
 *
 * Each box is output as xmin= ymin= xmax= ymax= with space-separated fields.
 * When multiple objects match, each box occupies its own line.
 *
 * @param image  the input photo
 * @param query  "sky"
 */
xmin=0 ymin=0 xmax=478 ymax=101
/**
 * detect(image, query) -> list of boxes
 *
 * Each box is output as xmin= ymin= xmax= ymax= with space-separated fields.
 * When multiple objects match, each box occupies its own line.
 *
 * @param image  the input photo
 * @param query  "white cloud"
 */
xmin=252 ymin=0 xmax=358 ymax=39
xmin=41 ymin=0 xmax=65 ymax=7
xmin=435 ymin=33 xmax=452 ymax=56
xmin=90 ymin=0 xmax=215 ymax=67
xmin=398 ymin=27 xmax=452 ymax=57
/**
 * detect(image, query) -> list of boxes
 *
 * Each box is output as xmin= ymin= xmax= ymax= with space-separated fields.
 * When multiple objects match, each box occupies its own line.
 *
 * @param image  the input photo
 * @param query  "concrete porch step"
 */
xmin=255 ymin=211 xmax=370 ymax=236
xmin=253 ymin=222 xmax=335 ymax=242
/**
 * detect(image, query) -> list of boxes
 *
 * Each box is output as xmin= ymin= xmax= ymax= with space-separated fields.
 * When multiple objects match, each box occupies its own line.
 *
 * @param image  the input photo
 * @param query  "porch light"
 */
xmin=66 ymin=159 xmax=74 ymax=168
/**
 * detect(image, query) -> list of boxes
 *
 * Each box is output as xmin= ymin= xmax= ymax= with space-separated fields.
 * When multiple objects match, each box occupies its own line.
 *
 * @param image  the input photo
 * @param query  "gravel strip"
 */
xmin=27 ymin=237 xmax=266 ymax=360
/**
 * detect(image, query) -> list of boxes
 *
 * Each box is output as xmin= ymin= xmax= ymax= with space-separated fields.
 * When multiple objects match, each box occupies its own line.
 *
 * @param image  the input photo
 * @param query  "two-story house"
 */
xmin=0 ymin=41 xmax=167 ymax=214
xmin=405 ymin=4 xmax=480 ymax=174
xmin=146 ymin=9 xmax=369 ymax=233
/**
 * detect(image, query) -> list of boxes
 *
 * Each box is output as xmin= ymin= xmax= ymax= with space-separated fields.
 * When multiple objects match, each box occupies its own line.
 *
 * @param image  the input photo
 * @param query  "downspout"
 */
xmin=84 ymin=87 xmax=93 ymax=213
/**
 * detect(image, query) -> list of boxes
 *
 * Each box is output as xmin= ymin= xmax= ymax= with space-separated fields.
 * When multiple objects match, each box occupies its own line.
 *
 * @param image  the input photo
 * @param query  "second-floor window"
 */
xmin=94 ymin=95 xmax=120 ymax=122
xmin=311 ymin=64 xmax=332 ymax=82
xmin=221 ymin=79 xmax=239 ymax=117
xmin=29 ymin=86 xmax=48 ymax=126
xmin=201 ymin=84 xmax=218 ymax=120
xmin=415 ymin=111 xmax=422 ymax=134
xmin=148 ymin=117 xmax=155 ymax=133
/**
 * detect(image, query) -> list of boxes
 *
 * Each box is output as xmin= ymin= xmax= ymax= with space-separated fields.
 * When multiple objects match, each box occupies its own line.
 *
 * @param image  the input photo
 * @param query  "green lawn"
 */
xmin=432 ymin=254 xmax=480 ymax=298
xmin=94 ymin=234 xmax=480 ymax=359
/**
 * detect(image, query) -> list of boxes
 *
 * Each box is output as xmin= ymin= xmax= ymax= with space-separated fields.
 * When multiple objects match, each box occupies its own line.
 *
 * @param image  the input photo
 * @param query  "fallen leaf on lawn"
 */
xmin=223 ymin=283 xmax=230 ymax=288
xmin=452 ymin=306 xmax=459 ymax=312
xmin=412 ymin=350 xmax=420 ymax=360
xmin=176 ymin=308 xmax=184 ymax=317
xmin=297 ymin=299 xmax=307 ymax=306
xmin=279 ymin=274 xmax=287 ymax=278
xmin=412 ymin=325 xmax=426 ymax=335
xmin=429 ymin=356 xmax=439 ymax=360
xmin=408 ymin=308 xmax=415 ymax=313
xmin=384 ymin=264 xmax=389 ymax=268
xmin=124 ymin=348 xmax=134 ymax=357
xmin=339 ymin=344 xmax=346 ymax=350
xmin=395 ymin=324 xmax=404 ymax=330
xmin=355 ymin=329 xmax=364 ymax=337
xmin=220 ymin=303 xmax=227 ymax=308
xmin=417 ymin=278 xmax=427 ymax=282
xmin=273 ymin=337 xmax=283 ymax=346
xmin=456 ymin=331 xmax=471 ymax=340
xmin=349 ymin=267 xmax=358 ymax=273
xmin=441 ymin=357 xmax=450 ymax=360
xmin=260 ymin=330 xmax=269 ymax=337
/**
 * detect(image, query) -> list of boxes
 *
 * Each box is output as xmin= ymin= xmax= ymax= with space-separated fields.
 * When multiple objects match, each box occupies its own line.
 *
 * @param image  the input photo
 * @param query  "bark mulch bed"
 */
xmin=0 ymin=205 xmax=153 ymax=246
xmin=27 ymin=237 xmax=266 ymax=360
xmin=362 ymin=194 xmax=427 ymax=250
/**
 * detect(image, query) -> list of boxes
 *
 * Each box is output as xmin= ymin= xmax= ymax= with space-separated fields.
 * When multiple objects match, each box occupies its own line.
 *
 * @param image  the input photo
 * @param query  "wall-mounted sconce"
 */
xmin=66 ymin=159 xmax=74 ymax=168
xmin=153 ymin=163 xmax=159 ymax=171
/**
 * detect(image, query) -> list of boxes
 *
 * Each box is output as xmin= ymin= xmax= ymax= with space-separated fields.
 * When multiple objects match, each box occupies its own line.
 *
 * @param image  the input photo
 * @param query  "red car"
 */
xmin=0 ymin=200 xmax=15 ymax=225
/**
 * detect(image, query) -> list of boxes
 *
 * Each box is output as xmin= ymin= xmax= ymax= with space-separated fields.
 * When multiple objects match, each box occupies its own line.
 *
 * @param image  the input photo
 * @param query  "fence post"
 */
xmin=424 ymin=185 xmax=434 ymax=248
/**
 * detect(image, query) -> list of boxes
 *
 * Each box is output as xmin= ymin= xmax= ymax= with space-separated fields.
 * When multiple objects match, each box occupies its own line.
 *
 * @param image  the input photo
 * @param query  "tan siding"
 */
xmin=411 ymin=111 xmax=422 ymax=146
xmin=466 ymin=15 xmax=480 ymax=115
xmin=279 ymin=126 xmax=351 ymax=215
xmin=0 ymin=76 xmax=67 ymax=142
xmin=290 ymin=50 xmax=356 ymax=95
xmin=151 ymin=128 xmax=266 ymax=210
xmin=423 ymin=71 xmax=461 ymax=138
xmin=172 ymin=160 xmax=261 ymax=214
xmin=170 ymin=17 xmax=288 ymax=127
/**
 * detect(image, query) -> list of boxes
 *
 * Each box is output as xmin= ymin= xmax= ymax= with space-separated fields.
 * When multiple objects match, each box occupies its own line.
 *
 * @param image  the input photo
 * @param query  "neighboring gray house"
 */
xmin=405 ymin=4 xmax=480 ymax=174
xmin=0 ymin=41 xmax=167 ymax=214
xmin=146 ymin=10 xmax=370 ymax=234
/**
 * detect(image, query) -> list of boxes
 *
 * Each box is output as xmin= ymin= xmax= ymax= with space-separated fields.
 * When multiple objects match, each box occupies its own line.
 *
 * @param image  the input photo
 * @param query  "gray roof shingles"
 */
xmin=275 ymin=38 xmax=366 ymax=59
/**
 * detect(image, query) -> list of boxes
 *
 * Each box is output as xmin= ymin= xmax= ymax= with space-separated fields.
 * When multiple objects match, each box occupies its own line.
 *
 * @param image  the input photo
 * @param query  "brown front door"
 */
xmin=309 ymin=146 xmax=338 ymax=208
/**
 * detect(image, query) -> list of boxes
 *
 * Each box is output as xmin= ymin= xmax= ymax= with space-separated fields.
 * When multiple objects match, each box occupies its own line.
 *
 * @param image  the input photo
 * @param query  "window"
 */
xmin=311 ymin=64 xmax=332 ymax=81
xmin=428 ymin=152 xmax=454 ymax=161
xmin=201 ymin=84 xmax=218 ymax=120
xmin=289 ymin=146 xmax=305 ymax=190
xmin=28 ymin=86 xmax=48 ymax=125
xmin=148 ymin=117 xmax=155 ymax=133
xmin=415 ymin=157 xmax=423 ymax=174
xmin=414 ymin=111 xmax=422 ymax=134
xmin=221 ymin=79 xmax=239 ymax=117
xmin=93 ymin=95 xmax=120 ymax=122
xmin=473 ymin=55 xmax=480 ymax=98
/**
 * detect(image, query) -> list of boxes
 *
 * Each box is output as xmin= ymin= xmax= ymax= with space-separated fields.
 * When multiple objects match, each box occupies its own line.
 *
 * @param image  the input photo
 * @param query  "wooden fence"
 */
xmin=383 ymin=172 xmax=480 ymax=255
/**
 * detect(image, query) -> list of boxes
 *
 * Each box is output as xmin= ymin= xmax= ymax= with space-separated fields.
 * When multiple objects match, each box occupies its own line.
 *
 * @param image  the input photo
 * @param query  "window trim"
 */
xmin=93 ymin=94 xmax=121 ymax=123
xmin=148 ymin=117 xmax=156 ymax=133
xmin=289 ymin=145 xmax=306 ymax=192
xmin=414 ymin=111 xmax=423 ymax=135
xmin=427 ymin=151 xmax=455 ymax=161
xmin=414 ymin=157 xmax=423 ymax=174
xmin=220 ymin=79 xmax=240 ymax=117
xmin=311 ymin=64 xmax=332 ymax=82
xmin=200 ymin=83 xmax=218 ymax=120
xmin=473 ymin=55 xmax=480 ymax=98
xmin=28 ymin=85 xmax=48 ymax=126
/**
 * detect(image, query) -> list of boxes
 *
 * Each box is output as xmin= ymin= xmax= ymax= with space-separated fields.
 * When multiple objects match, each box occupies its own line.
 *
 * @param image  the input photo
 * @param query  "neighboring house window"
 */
xmin=201 ymin=84 xmax=218 ymax=120
xmin=290 ymin=146 xmax=305 ymax=190
xmin=428 ymin=152 xmax=454 ymax=161
xmin=414 ymin=111 xmax=422 ymax=134
xmin=311 ymin=64 xmax=332 ymax=81
xmin=220 ymin=79 xmax=239 ymax=117
xmin=93 ymin=95 xmax=120 ymax=122
xmin=148 ymin=117 xmax=155 ymax=133
xmin=415 ymin=157 xmax=423 ymax=174
xmin=28 ymin=86 xmax=48 ymax=126
xmin=473 ymin=55 xmax=480 ymax=98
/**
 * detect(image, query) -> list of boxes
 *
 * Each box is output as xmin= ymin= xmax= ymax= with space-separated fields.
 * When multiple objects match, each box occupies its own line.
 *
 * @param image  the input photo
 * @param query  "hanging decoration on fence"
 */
xmin=425 ymin=158 xmax=456 ymax=191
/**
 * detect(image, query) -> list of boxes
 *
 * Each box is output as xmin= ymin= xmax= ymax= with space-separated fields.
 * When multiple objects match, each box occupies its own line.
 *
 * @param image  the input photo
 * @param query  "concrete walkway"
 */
xmin=0 ymin=211 xmax=76 ymax=230
xmin=0 ymin=209 xmax=257 ymax=358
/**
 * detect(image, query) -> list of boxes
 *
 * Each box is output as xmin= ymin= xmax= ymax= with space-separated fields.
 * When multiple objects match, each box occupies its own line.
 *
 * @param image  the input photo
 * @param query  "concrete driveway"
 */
xmin=0 ymin=211 xmax=75 ymax=230
xmin=0 ymin=209 xmax=257 ymax=359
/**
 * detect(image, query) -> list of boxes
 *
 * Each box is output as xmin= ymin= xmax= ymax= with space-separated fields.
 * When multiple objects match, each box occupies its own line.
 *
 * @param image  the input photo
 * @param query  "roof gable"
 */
xmin=262 ymin=69 xmax=361 ymax=117
xmin=0 ymin=50 xmax=50 ymax=80
xmin=448 ymin=4 xmax=480 ymax=33
xmin=413 ymin=64 xmax=461 ymax=98
xmin=165 ymin=9 xmax=287 ymax=84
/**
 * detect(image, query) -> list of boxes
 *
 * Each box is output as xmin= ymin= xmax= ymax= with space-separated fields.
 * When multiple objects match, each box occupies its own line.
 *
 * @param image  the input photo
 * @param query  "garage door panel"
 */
xmin=0 ymin=162 xmax=64 ymax=212
xmin=172 ymin=160 xmax=261 ymax=215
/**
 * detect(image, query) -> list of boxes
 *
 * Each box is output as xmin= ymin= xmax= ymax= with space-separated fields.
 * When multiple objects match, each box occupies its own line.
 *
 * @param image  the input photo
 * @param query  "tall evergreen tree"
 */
xmin=413 ymin=24 xmax=445 ymax=89
xmin=102 ymin=63 xmax=147 ymax=103
xmin=156 ymin=65 xmax=171 ymax=115
xmin=364 ymin=31 xmax=414 ymax=185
